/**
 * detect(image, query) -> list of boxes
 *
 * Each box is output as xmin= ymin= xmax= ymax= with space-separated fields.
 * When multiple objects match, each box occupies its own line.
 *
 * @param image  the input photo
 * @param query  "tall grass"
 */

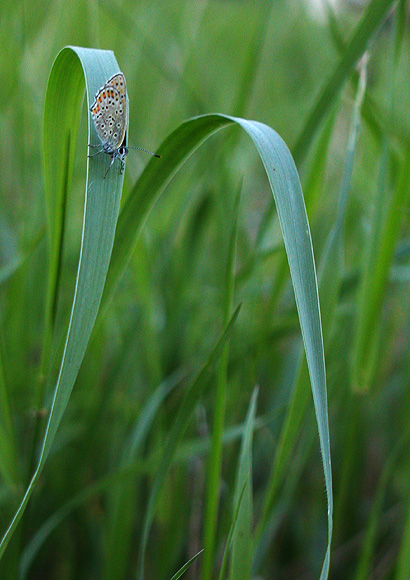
xmin=1 ymin=1 xmax=409 ymax=579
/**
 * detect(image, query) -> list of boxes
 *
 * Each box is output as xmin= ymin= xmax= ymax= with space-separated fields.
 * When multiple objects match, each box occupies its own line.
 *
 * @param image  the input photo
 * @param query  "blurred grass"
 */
xmin=1 ymin=1 xmax=410 ymax=580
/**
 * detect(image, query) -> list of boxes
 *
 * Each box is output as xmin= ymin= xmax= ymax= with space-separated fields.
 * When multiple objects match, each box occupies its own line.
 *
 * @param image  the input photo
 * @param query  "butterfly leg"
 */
xmin=104 ymin=155 xmax=117 ymax=179
xmin=88 ymin=145 xmax=103 ymax=159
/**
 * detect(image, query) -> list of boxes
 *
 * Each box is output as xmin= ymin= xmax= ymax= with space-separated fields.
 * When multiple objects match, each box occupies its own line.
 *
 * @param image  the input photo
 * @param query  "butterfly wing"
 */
xmin=105 ymin=73 xmax=127 ymax=99
xmin=90 ymin=73 xmax=127 ymax=152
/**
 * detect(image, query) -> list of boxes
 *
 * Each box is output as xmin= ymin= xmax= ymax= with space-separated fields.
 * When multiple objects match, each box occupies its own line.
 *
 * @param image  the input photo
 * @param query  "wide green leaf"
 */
xmin=0 ymin=45 xmax=126 ymax=558
xmin=1 ymin=52 xmax=332 ymax=580
xmin=99 ymin=112 xmax=332 ymax=580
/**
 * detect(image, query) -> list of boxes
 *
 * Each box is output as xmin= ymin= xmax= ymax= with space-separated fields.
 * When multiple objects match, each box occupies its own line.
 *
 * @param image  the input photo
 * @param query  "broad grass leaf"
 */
xmin=0 ymin=45 xmax=126 ymax=559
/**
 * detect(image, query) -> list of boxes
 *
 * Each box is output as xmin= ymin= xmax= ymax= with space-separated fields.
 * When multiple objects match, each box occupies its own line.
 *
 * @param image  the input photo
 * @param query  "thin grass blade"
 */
xmin=168 ymin=549 xmax=204 ymax=580
xmin=136 ymin=304 xmax=241 ymax=579
xmin=229 ymin=387 xmax=258 ymax=580
xmin=202 ymin=184 xmax=241 ymax=580
xmin=293 ymin=0 xmax=395 ymax=165
xmin=100 ymin=112 xmax=332 ymax=580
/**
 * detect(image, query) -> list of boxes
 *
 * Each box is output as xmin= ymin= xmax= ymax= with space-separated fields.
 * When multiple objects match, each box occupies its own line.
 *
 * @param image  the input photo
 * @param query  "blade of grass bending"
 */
xmin=292 ymin=0 xmax=395 ymax=166
xmin=226 ymin=86 xmax=362 ymax=579
xmin=136 ymin=304 xmax=241 ymax=580
xmin=19 ymin=462 xmax=143 ymax=579
xmin=100 ymin=112 xmax=331 ymax=580
xmin=168 ymin=549 xmax=204 ymax=580
xmin=255 ymin=102 xmax=337 ymax=260
xmin=229 ymin=387 xmax=258 ymax=580
xmin=202 ymin=184 xmax=241 ymax=580
xmin=256 ymin=57 xmax=366 ymax=569
xmin=20 ymin=370 xmax=184 ymax=579
xmin=0 ymin=46 xmax=126 ymax=558
xmin=231 ymin=117 xmax=332 ymax=580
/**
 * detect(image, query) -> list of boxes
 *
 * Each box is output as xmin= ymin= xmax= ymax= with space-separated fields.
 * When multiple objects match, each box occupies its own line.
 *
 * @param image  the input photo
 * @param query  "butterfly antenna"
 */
xmin=129 ymin=145 xmax=161 ymax=158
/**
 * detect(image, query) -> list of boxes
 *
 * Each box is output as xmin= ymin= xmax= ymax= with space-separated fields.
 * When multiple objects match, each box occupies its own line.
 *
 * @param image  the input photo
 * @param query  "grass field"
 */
xmin=1 ymin=1 xmax=410 ymax=579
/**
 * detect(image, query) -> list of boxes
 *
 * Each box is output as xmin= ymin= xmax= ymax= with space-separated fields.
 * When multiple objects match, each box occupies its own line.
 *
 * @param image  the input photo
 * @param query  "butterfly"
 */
xmin=88 ymin=72 xmax=160 ymax=178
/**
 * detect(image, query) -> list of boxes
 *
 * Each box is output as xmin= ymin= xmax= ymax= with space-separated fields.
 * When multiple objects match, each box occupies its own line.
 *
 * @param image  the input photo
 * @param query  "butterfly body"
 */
xmin=99 ymin=134 xmax=128 ymax=174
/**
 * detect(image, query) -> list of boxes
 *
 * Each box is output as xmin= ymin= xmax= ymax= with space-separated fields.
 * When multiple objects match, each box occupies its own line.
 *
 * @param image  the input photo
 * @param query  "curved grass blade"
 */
xmin=255 ymin=57 xmax=367 ymax=569
xmin=293 ymin=0 xmax=395 ymax=165
xmin=110 ymin=115 xmax=329 ymax=453
xmin=0 ymin=46 xmax=126 ymax=558
xmin=230 ymin=119 xmax=332 ymax=580
xmin=100 ymin=112 xmax=332 ymax=580
xmin=20 ymin=369 xmax=184 ymax=579
xmin=19 ymin=462 xmax=142 ymax=579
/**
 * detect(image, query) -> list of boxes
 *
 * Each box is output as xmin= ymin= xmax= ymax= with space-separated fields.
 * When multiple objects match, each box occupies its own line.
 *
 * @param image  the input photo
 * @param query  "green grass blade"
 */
xmin=0 ymin=214 xmax=22 ymax=286
xmin=102 ymin=370 xmax=185 ymax=580
xmin=231 ymin=119 xmax=332 ymax=576
xmin=0 ymin=46 xmax=125 ymax=558
xmin=351 ymin=18 xmax=410 ymax=391
xmin=19 ymin=462 xmax=142 ymax=579
xmin=115 ymin=114 xmax=330 ymax=478
xmin=254 ymin=55 xmax=367 ymax=572
xmin=229 ymin=387 xmax=258 ymax=580
xmin=136 ymin=304 xmax=241 ymax=580
xmin=292 ymin=0 xmax=395 ymax=165
xmin=395 ymin=482 xmax=410 ymax=580
xmin=20 ymin=371 xmax=183 ymax=579
xmin=354 ymin=437 xmax=405 ymax=580
xmin=202 ymin=185 xmax=240 ymax=580
xmin=219 ymin=471 xmax=251 ymax=580
xmin=99 ymin=112 xmax=332 ymax=580
xmin=168 ymin=549 xmax=204 ymax=580
xmin=0 ymin=327 xmax=18 ymax=487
